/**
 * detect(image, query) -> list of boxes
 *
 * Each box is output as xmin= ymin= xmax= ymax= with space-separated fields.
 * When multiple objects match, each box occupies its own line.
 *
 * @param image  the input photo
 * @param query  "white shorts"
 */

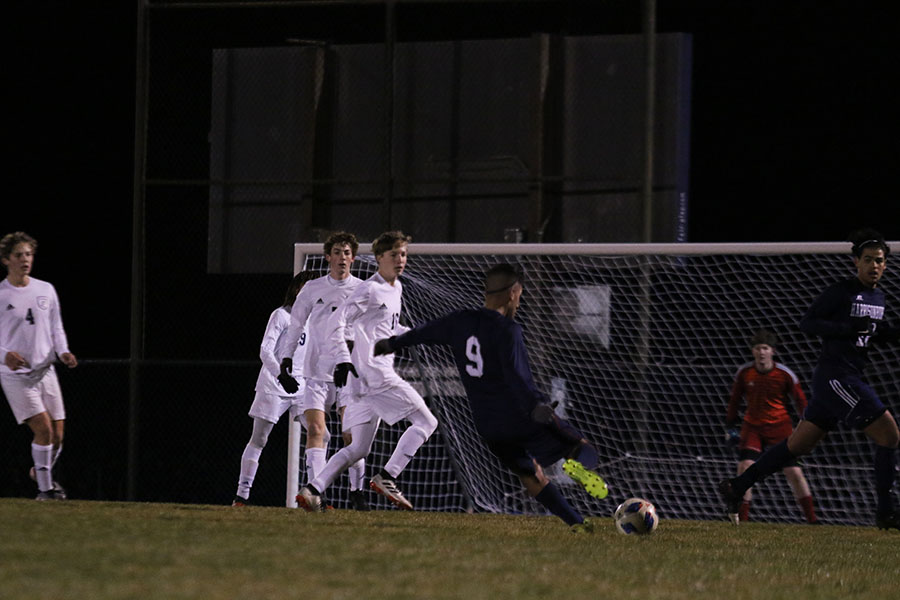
xmin=1 ymin=367 xmax=66 ymax=425
xmin=346 ymin=379 xmax=427 ymax=427
xmin=248 ymin=389 xmax=302 ymax=424
xmin=303 ymin=380 xmax=353 ymax=413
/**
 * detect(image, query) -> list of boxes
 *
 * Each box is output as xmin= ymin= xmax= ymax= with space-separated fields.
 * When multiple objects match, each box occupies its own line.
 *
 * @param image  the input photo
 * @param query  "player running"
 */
xmin=297 ymin=231 xmax=438 ymax=511
xmin=373 ymin=263 xmax=608 ymax=532
xmin=1 ymin=231 xmax=77 ymax=501
xmin=719 ymin=229 xmax=900 ymax=530
xmin=724 ymin=328 xmax=817 ymax=524
xmin=277 ymin=232 xmax=369 ymax=509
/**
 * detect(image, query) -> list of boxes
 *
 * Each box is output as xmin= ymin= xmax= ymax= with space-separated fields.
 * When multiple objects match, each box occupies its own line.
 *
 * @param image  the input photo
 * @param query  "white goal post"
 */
xmin=286 ymin=241 xmax=900 ymax=524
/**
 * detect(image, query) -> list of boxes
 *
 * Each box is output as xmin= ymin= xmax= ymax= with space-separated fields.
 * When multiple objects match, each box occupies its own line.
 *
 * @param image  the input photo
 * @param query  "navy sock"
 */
xmin=535 ymin=482 xmax=582 ymax=526
xmin=733 ymin=439 xmax=794 ymax=494
xmin=873 ymin=445 xmax=898 ymax=516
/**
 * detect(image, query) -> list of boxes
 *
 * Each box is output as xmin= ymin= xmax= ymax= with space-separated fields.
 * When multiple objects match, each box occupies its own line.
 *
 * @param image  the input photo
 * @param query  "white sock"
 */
xmin=236 ymin=444 xmax=263 ymax=500
xmin=31 ymin=443 xmax=54 ymax=493
xmin=305 ymin=447 xmax=327 ymax=483
xmin=349 ymin=459 xmax=365 ymax=491
xmin=385 ymin=426 xmax=429 ymax=478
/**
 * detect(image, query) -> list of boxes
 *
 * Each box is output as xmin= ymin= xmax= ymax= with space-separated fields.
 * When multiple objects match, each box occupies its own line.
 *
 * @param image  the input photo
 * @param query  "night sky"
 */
xmin=4 ymin=1 xmax=899 ymax=356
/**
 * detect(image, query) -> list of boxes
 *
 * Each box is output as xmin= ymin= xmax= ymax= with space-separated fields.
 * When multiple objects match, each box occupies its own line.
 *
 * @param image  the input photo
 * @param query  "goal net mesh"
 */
xmin=292 ymin=244 xmax=899 ymax=525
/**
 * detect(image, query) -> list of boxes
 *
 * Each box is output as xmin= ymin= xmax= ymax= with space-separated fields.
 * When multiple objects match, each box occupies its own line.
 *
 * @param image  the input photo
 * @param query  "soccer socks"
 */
xmin=31 ymin=443 xmax=53 ymax=493
xmin=305 ymin=447 xmax=327 ymax=483
xmin=237 ymin=443 xmax=263 ymax=500
xmin=384 ymin=425 xmax=430 ymax=478
xmin=733 ymin=439 xmax=794 ymax=495
xmin=797 ymin=495 xmax=818 ymax=523
xmin=349 ymin=458 xmax=365 ymax=492
xmin=739 ymin=501 xmax=750 ymax=522
xmin=535 ymin=482 xmax=583 ymax=527
xmin=873 ymin=445 xmax=898 ymax=516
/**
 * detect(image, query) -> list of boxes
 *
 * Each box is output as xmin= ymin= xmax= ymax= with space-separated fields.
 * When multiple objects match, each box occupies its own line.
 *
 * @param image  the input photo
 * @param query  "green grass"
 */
xmin=0 ymin=499 xmax=896 ymax=600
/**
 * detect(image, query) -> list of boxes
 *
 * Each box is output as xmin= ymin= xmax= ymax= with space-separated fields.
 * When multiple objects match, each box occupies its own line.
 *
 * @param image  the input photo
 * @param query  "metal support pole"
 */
xmin=128 ymin=0 xmax=151 ymax=501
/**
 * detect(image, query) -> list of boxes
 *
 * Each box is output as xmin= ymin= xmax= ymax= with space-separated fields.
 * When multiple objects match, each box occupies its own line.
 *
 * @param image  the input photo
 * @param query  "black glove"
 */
xmin=277 ymin=358 xmax=299 ymax=394
xmin=333 ymin=362 xmax=358 ymax=388
xmin=725 ymin=427 xmax=740 ymax=448
xmin=373 ymin=337 xmax=396 ymax=357
xmin=531 ymin=401 xmax=559 ymax=424
xmin=850 ymin=315 xmax=874 ymax=335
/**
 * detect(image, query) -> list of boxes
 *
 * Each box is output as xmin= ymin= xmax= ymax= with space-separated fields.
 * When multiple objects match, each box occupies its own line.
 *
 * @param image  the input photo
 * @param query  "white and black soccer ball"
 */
xmin=613 ymin=497 xmax=659 ymax=534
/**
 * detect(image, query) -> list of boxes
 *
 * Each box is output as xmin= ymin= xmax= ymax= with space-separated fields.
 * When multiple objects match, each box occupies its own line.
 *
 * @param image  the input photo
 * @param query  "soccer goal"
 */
xmin=286 ymin=242 xmax=900 ymax=525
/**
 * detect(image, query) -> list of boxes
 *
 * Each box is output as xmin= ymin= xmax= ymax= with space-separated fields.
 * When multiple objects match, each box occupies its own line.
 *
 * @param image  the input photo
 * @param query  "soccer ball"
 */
xmin=613 ymin=497 xmax=659 ymax=534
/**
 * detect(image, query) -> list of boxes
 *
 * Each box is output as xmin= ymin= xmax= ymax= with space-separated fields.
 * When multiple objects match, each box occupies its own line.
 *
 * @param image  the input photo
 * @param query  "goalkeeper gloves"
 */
xmin=373 ymin=337 xmax=396 ymax=357
xmin=725 ymin=427 xmax=740 ymax=448
xmin=277 ymin=358 xmax=299 ymax=394
xmin=333 ymin=362 xmax=358 ymax=388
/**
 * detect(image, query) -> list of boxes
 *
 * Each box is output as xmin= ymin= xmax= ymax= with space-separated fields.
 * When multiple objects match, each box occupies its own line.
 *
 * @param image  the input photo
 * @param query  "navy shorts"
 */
xmin=806 ymin=369 xmax=887 ymax=431
xmin=482 ymin=415 xmax=596 ymax=477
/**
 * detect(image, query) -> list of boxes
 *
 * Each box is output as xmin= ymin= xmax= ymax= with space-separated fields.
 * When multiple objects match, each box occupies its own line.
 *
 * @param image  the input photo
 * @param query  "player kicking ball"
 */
xmin=373 ymin=263 xmax=608 ymax=532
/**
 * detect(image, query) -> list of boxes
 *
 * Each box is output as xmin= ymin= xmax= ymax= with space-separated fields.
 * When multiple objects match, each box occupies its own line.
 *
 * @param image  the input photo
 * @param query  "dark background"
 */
xmin=3 ymin=0 xmax=898 ymax=505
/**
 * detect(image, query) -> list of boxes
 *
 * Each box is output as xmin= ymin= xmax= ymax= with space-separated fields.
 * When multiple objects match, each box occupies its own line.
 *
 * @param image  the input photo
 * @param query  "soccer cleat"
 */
xmin=562 ymin=459 xmax=609 ymax=499
xmin=30 ymin=467 xmax=66 ymax=499
xmin=231 ymin=495 xmax=249 ymax=507
xmin=349 ymin=489 xmax=371 ymax=511
xmin=35 ymin=490 xmax=64 ymax=501
xmin=727 ymin=512 xmax=740 ymax=526
xmin=718 ymin=478 xmax=744 ymax=525
xmin=570 ymin=517 xmax=595 ymax=534
xmin=370 ymin=474 xmax=413 ymax=510
xmin=296 ymin=486 xmax=325 ymax=512
xmin=875 ymin=510 xmax=900 ymax=531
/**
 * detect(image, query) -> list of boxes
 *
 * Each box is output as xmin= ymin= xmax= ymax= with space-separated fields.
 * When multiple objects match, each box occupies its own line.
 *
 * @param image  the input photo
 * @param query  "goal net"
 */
xmin=287 ymin=242 xmax=900 ymax=525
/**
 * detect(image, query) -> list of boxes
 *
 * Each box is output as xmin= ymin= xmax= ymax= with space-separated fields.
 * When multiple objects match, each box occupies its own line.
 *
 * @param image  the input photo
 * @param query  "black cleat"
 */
xmin=349 ymin=489 xmax=371 ymax=511
xmin=718 ymin=478 xmax=742 ymax=524
xmin=231 ymin=495 xmax=249 ymax=507
xmin=875 ymin=510 xmax=900 ymax=531
xmin=35 ymin=490 xmax=65 ymax=501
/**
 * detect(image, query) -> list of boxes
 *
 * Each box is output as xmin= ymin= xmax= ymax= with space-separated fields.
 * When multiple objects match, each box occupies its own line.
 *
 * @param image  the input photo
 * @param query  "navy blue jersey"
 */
xmin=799 ymin=278 xmax=885 ymax=376
xmin=391 ymin=308 xmax=549 ymax=437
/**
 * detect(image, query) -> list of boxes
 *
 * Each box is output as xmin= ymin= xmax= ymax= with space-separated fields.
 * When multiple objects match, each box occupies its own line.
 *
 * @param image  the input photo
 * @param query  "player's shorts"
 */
xmin=483 ymin=416 xmax=590 ymax=477
xmin=738 ymin=420 xmax=797 ymax=465
xmin=805 ymin=370 xmax=887 ymax=431
xmin=1 ymin=367 xmax=66 ymax=425
xmin=302 ymin=380 xmax=338 ymax=414
xmin=248 ymin=389 xmax=301 ymax=424
xmin=341 ymin=397 xmax=379 ymax=430
xmin=358 ymin=379 xmax=428 ymax=426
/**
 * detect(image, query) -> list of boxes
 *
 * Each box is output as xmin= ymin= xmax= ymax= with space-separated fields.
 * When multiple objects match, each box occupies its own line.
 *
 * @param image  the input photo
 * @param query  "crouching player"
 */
xmin=373 ymin=263 xmax=608 ymax=532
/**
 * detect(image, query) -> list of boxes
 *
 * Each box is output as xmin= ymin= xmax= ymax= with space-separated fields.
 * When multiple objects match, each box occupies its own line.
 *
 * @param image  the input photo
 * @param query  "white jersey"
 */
xmin=0 ymin=277 xmax=70 ymax=379
xmin=256 ymin=306 xmax=307 ymax=397
xmin=278 ymin=274 xmax=362 ymax=382
xmin=328 ymin=272 xmax=410 ymax=394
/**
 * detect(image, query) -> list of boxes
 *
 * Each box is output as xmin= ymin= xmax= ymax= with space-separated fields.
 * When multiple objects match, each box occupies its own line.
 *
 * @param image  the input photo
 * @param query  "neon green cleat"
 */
xmin=570 ymin=517 xmax=596 ymax=534
xmin=563 ymin=459 xmax=609 ymax=500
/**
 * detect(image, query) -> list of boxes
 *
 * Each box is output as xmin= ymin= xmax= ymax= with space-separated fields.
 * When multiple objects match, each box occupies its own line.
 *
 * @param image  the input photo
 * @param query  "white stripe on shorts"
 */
xmin=829 ymin=379 xmax=858 ymax=409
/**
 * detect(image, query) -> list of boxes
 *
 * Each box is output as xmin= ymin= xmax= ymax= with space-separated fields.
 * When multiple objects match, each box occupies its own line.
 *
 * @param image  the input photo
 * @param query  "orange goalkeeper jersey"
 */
xmin=726 ymin=362 xmax=807 ymax=426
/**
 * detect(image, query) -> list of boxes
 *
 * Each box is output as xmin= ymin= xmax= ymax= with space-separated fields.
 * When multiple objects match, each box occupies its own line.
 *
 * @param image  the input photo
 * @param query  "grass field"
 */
xmin=0 ymin=499 xmax=896 ymax=600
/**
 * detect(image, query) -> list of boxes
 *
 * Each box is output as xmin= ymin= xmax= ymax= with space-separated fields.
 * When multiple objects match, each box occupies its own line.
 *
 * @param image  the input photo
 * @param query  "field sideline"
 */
xmin=0 ymin=498 xmax=896 ymax=600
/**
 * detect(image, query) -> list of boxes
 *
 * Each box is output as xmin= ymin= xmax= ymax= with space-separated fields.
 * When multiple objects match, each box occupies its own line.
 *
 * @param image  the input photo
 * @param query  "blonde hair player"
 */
xmin=0 ymin=231 xmax=77 ymax=501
